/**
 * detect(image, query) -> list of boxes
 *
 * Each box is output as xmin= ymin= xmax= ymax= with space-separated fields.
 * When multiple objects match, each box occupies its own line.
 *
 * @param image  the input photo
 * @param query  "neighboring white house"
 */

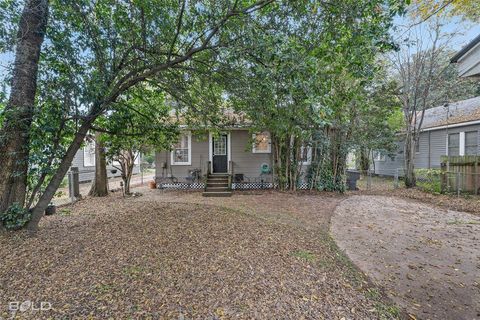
xmin=70 ymin=139 xmax=141 ymax=183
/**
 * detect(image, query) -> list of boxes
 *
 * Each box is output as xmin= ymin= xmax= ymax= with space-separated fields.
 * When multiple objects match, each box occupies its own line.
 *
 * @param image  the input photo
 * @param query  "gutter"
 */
xmin=421 ymin=119 xmax=480 ymax=132
xmin=451 ymin=34 xmax=480 ymax=63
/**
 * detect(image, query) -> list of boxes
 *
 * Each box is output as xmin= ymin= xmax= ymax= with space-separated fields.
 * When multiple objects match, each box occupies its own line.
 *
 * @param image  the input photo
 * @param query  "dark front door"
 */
xmin=212 ymin=134 xmax=228 ymax=173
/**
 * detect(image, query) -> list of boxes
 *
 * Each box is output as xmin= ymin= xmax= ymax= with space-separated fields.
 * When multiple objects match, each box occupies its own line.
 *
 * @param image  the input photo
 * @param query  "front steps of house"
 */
xmin=202 ymin=174 xmax=232 ymax=197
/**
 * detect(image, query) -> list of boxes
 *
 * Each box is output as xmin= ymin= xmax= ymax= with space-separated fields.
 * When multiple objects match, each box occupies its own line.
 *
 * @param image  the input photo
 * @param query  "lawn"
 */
xmin=0 ymin=189 xmax=401 ymax=319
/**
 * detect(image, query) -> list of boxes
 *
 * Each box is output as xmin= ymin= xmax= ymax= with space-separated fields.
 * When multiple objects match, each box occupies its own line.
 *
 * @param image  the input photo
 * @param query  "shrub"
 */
xmin=0 ymin=203 xmax=31 ymax=230
xmin=415 ymin=168 xmax=442 ymax=194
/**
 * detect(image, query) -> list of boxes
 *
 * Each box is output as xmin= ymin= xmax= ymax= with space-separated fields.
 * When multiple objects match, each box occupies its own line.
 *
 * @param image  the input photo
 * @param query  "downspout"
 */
xmin=428 ymin=131 xmax=431 ymax=169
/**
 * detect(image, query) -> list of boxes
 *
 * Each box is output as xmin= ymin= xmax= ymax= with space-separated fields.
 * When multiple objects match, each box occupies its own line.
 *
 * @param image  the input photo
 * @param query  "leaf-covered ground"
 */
xmin=0 ymin=189 xmax=402 ymax=319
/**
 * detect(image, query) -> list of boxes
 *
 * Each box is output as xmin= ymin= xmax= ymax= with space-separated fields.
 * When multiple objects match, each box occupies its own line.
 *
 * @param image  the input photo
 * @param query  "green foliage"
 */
xmin=415 ymin=168 xmax=442 ymax=193
xmin=0 ymin=203 xmax=31 ymax=230
xmin=292 ymin=250 xmax=316 ymax=262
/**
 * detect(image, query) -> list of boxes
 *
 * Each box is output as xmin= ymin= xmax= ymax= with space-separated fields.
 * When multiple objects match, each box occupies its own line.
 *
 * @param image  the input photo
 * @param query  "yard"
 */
xmin=1 ymin=186 xmax=479 ymax=319
xmin=0 ymin=189 xmax=400 ymax=319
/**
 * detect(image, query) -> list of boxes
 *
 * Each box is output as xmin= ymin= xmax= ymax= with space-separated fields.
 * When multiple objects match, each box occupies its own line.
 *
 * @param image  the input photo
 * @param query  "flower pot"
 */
xmin=148 ymin=180 xmax=157 ymax=189
xmin=45 ymin=205 xmax=56 ymax=216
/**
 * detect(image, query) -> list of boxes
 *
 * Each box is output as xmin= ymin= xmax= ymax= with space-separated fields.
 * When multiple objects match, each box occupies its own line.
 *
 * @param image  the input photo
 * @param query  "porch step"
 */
xmin=203 ymin=174 xmax=232 ymax=197
xmin=202 ymin=191 xmax=232 ymax=197
xmin=205 ymin=186 xmax=230 ymax=191
xmin=207 ymin=182 xmax=229 ymax=187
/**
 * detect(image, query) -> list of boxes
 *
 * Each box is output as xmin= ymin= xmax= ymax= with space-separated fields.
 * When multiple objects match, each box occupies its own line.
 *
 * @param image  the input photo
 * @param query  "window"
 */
xmin=214 ymin=135 xmax=227 ymax=155
xmin=448 ymin=133 xmax=460 ymax=156
xmin=171 ymin=132 xmax=191 ymax=165
xmin=373 ymin=151 xmax=385 ymax=161
xmin=465 ymin=131 xmax=478 ymax=155
xmin=252 ymin=132 xmax=271 ymax=153
xmin=415 ymin=140 xmax=420 ymax=153
xmin=300 ymin=145 xmax=312 ymax=165
xmin=83 ymin=141 xmax=96 ymax=167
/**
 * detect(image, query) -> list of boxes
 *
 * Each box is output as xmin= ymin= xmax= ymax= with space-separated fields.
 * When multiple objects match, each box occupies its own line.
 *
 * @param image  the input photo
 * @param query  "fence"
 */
xmin=441 ymin=156 xmax=480 ymax=195
xmin=52 ymin=167 xmax=154 ymax=206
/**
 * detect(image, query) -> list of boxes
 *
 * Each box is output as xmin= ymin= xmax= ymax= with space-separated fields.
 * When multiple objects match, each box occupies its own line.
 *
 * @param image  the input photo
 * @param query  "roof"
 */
xmin=451 ymin=34 xmax=480 ymax=63
xmin=421 ymin=96 xmax=480 ymax=130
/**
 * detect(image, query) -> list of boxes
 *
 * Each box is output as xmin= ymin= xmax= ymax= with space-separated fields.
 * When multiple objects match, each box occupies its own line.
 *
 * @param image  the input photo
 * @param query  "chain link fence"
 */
xmin=52 ymin=168 xmax=155 ymax=206
xmin=354 ymin=168 xmax=480 ymax=196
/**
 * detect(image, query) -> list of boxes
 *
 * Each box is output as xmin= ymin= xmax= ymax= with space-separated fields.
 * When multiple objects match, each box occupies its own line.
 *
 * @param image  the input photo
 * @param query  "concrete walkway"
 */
xmin=331 ymin=195 xmax=480 ymax=320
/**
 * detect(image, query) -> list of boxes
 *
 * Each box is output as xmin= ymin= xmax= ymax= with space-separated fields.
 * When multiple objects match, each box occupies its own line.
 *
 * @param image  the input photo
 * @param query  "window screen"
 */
xmin=448 ymin=133 xmax=459 ymax=156
xmin=465 ymin=131 xmax=478 ymax=155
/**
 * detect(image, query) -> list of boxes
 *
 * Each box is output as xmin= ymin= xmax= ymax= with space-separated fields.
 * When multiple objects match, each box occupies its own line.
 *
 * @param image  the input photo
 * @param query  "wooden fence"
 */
xmin=440 ymin=155 xmax=480 ymax=195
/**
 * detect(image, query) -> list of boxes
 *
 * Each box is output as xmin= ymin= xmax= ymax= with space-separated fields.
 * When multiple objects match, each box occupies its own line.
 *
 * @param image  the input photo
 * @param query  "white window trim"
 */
xmin=459 ymin=132 xmax=465 ymax=156
xmin=373 ymin=151 xmax=385 ymax=162
xmin=446 ymin=132 xmax=467 ymax=156
xmin=300 ymin=146 xmax=312 ymax=165
xmin=171 ymin=132 xmax=192 ymax=165
xmin=252 ymin=132 xmax=271 ymax=154
xmin=83 ymin=141 xmax=96 ymax=167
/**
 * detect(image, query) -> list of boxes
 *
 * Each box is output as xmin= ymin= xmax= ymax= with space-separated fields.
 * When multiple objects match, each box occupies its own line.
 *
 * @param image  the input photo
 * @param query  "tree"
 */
xmin=411 ymin=0 xmax=480 ymax=22
xmin=19 ymin=0 xmax=276 ymax=230
xmin=391 ymin=17 xmax=459 ymax=187
xmin=225 ymin=0 xmax=406 ymax=191
xmin=355 ymin=78 xmax=402 ymax=173
xmin=0 ymin=0 xmax=48 ymax=220
xmin=88 ymin=132 xmax=109 ymax=197
xmin=100 ymin=88 xmax=176 ymax=195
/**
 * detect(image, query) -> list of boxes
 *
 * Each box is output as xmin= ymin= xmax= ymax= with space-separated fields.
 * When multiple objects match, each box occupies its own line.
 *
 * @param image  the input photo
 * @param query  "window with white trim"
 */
xmin=83 ymin=141 xmax=96 ymax=167
xmin=252 ymin=132 xmax=271 ymax=153
xmin=300 ymin=145 xmax=312 ymax=165
xmin=465 ymin=131 xmax=478 ymax=155
xmin=448 ymin=133 xmax=460 ymax=156
xmin=171 ymin=133 xmax=191 ymax=165
xmin=373 ymin=151 xmax=385 ymax=161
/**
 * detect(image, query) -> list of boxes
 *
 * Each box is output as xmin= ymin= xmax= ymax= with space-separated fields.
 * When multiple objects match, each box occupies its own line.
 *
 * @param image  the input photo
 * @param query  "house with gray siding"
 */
xmin=374 ymin=96 xmax=480 ymax=176
xmin=71 ymin=139 xmax=140 ymax=183
xmin=155 ymin=128 xmax=312 ymax=194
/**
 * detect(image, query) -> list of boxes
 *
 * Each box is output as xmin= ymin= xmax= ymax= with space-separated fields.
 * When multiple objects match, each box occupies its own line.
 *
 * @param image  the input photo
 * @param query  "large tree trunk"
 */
xmin=88 ymin=133 xmax=108 ymax=197
xmin=0 ymin=0 xmax=49 ymax=218
xmin=27 ymin=119 xmax=93 ymax=231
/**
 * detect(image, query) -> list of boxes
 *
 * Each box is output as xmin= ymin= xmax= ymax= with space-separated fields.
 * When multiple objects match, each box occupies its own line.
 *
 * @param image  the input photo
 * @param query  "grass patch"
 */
xmin=374 ymin=302 xmax=401 ymax=319
xmin=292 ymin=250 xmax=316 ymax=262
xmin=59 ymin=208 xmax=72 ymax=216
xmin=123 ymin=265 xmax=145 ymax=277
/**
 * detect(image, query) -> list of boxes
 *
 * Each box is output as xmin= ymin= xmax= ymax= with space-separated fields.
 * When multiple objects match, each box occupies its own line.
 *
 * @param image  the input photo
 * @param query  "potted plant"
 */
xmin=148 ymin=180 xmax=157 ymax=189
xmin=45 ymin=203 xmax=56 ymax=215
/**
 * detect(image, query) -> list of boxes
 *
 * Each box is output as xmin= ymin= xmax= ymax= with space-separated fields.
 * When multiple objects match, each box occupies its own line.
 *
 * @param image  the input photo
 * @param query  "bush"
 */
xmin=0 ymin=203 xmax=31 ymax=230
xmin=415 ymin=168 xmax=442 ymax=194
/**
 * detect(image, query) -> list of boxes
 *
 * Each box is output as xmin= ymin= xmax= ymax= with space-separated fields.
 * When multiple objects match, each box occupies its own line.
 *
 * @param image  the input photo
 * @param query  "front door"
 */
xmin=212 ymin=134 xmax=228 ymax=173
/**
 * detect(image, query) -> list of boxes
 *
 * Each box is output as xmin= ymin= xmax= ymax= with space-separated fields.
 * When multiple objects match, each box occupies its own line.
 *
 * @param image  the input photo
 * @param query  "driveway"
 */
xmin=331 ymin=195 xmax=480 ymax=320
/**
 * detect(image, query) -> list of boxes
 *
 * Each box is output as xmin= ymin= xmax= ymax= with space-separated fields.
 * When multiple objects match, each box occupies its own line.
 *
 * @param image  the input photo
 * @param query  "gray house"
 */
xmin=155 ymin=128 xmax=312 ymax=195
xmin=374 ymin=96 xmax=480 ymax=176
xmin=71 ymin=139 xmax=140 ymax=183
xmin=451 ymin=34 xmax=480 ymax=78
